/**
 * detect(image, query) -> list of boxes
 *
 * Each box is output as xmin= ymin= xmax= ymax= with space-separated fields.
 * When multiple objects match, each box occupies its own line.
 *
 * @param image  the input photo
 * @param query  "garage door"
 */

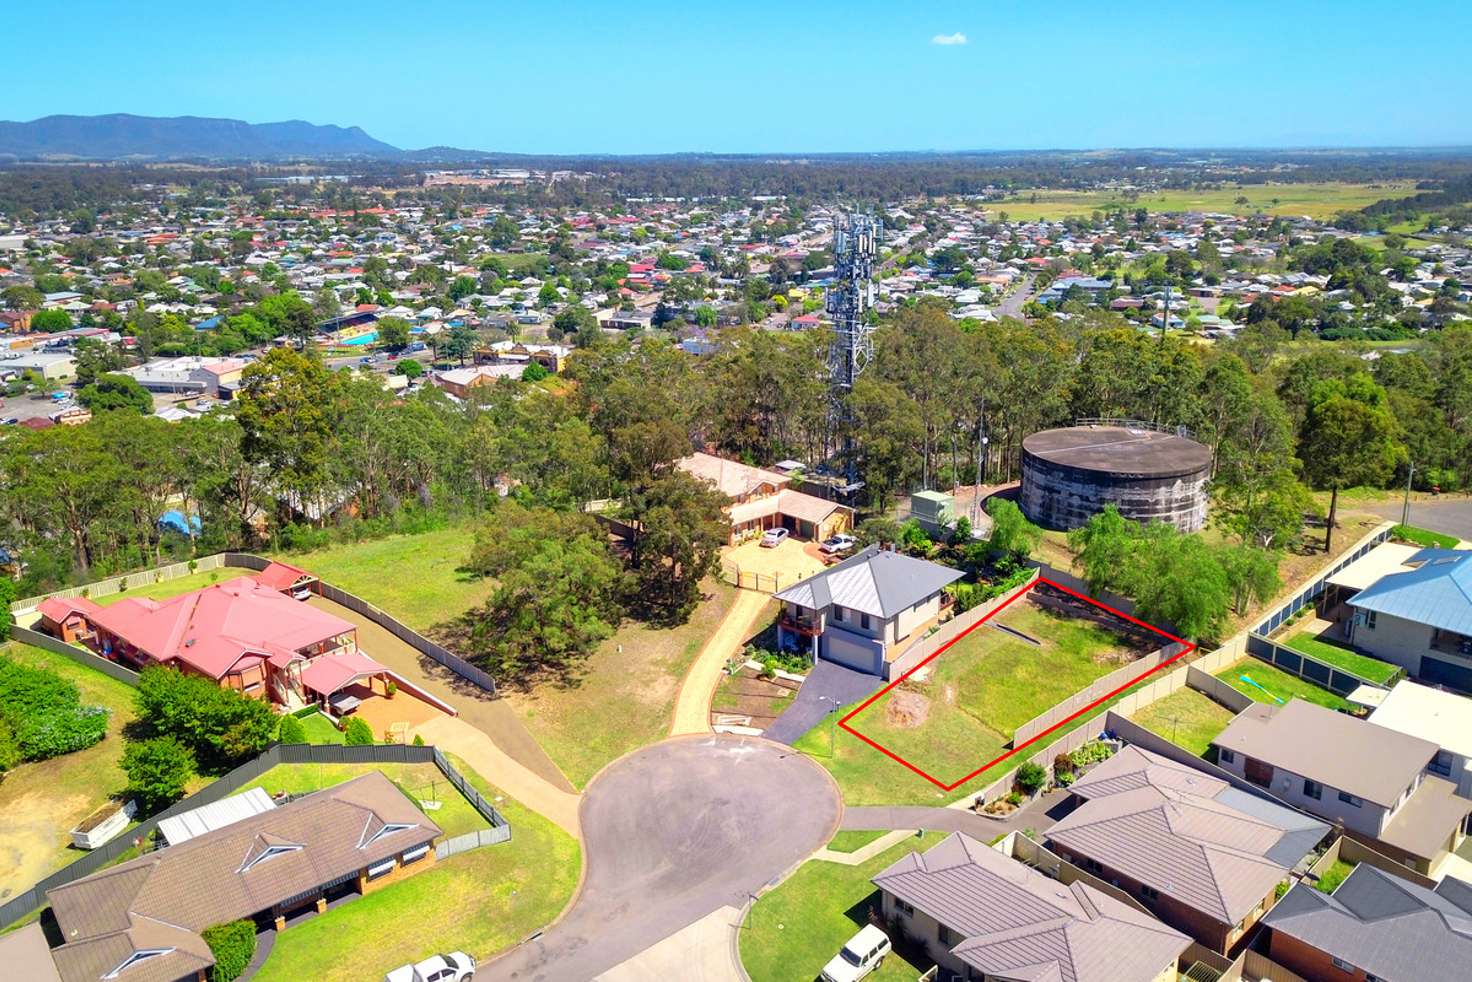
xmin=821 ymin=629 xmax=885 ymax=676
xmin=1419 ymin=656 xmax=1472 ymax=694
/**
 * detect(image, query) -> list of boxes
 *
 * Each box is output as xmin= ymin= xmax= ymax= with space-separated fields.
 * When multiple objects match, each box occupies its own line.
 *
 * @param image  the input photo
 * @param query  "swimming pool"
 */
xmin=339 ymin=331 xmax=378 ymax=346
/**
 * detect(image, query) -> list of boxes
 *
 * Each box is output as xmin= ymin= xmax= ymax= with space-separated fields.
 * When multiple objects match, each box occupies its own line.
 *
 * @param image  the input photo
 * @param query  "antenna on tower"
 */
xmin=826 ymin=211 xmax=881 ymax=484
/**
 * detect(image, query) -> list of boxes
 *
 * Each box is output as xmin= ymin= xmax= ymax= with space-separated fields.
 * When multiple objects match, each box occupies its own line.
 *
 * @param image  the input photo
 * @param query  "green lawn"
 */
xmin=1284 ymin=634 xmax=1401 ymax=685
xmin=276 ymin=523 xmax=495 ymax=631
xmin=297 ymin=710 xmax=346 ymax=745
xmin=1391 ymin=523 xmax=1462 ymax=550
xmin=1216 ymin=659 xmax=1352 ymax=712
xmin=1127 ymin=686 xmax=1236 ymax=756
xmin=741 ymin=833 xmax=943 ymax=982
xmin=837 ymin=602 xmax=1149 ymax=794
xmin=1313 ymin=859 xmax=1356 ymax=894
xmin=236 ymin=762 xmax=489 ymax=838
xmin=94 ymin=567 xmax=242 ymax=605
xmin=985 ymin=182 xmax=1416 ymax=222
xmin=504 ymin=581 xmax=745 ymax=788
xmin=254 ymin=756 xmax=579 ymax=982
xmin=826 ymin=830 xmax=888 ymax=853
xmin=0 ymin=642 xmax=139 ymax=898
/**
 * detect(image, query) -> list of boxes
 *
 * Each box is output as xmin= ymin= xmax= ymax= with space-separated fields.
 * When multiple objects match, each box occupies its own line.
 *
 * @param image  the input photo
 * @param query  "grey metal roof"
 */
xmin=773 ymin=545 xmax=964 ymax=619
xmin=872 ymin=832 xmax=1188 ymax=982
xmin=1348 ymin=547 xmax=1472 ymax=637
xmin=1262 ymin=865 xmax=1472 ymax=982
xmin=1046 ymin=746 xmax=1327 ymax=924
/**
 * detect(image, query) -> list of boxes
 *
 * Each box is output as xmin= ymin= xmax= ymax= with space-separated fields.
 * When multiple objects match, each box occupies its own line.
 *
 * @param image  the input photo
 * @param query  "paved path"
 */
xmin=596 ymin=905 xmax=744 ymax=982
xmin=307 ymin=595 xmax=575 ymax=793
xmin=414 ymin=715 xmax=582 ymax=838
xmin=669 ymin=589 xmax=774 ymax=736
xmin=481 ymin=735 xmax=841 ymax=982
xmin=763 ymin=660 xmax=885 ymax=745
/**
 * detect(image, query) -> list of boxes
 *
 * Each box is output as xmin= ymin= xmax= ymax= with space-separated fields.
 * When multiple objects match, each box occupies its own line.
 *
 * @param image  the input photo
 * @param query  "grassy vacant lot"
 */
xmin=503 ymin=581 xmax=744 ymax=788
xmin=741 ymin=833 xmax=942 ymax=982
xmin=237 ymin=761 xmax=489 ymax=838
xmin=0 ymin=642 xmax=138 ymax=899
xmin=1216 ymin=658 xmax=1351 ymax=712
xmin=1284 ymin=634 xmax=1401 ymax=685
xmin=1127 ymin=686 xmax=1237 ymax=756
xmin=254 ymin=755 xmax=579 ymax=982
xmin=846 ymin=601 xmax=1151 ymax=788
xmin=985 ymin=182 xmax=1415 ymax=222
xmin=277 ymin=523 xmax=495 ymax=631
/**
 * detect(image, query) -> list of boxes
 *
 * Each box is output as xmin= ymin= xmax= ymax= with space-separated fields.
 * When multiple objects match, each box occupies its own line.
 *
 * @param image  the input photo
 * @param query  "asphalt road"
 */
xmin=995 ymin=273 xmax=1038 ymax=319
xmin=1364 ymin=496 xmax=1472 ymax=541
xmin=482 ymin=734 xmax=842 ymax=982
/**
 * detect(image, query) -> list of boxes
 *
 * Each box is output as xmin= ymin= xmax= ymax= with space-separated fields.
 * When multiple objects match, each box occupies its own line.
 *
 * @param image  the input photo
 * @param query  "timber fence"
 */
xmin=0 ymin=742 xmax=508 ymax=930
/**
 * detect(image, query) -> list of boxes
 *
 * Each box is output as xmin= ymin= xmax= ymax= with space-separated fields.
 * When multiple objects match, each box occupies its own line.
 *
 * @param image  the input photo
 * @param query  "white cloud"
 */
xmin=931 ymin=32 xmax=967 ymax=46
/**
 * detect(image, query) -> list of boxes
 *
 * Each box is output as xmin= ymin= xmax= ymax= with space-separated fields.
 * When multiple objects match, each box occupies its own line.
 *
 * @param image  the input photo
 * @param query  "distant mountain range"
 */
xmin=0 ymin=113 xmax=408 ymax=160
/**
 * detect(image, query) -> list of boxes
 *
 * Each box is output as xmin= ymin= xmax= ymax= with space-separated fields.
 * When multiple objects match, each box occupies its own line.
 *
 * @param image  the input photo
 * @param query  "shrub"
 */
xmin=0 ymin=717 xmax=21 ymax=772
xmin=1005 ymin=791 xmax=1023 ymax=806
xmin=1055 ymin=769 xmax=1075 ymax=788
xmin=384 ymin=679 xmax=398 ymax=699
xmin=343 ymin=716 xmax=374 ymax=746
xmin=202 ymin=919 xmax=257 ymax=982
xmin=122 ymin=735 xmax=196 ymax=812
xmin=276 ymin=714 xmax=306 ymax=745
xmin=134 ymin=666 xmax=276 ymax=772
xmin=412 ymin=733 xmax=425 ymax=747
xmin=1070 ymin=741 xmax=1116 ymax=769
xmin=1015 ymin=761 xmax=1048 ymax=795
xmin=0 ymin=655 xmax=109 ymax=763
xmin=1053 ymin=752 xmax=1076 ymax=775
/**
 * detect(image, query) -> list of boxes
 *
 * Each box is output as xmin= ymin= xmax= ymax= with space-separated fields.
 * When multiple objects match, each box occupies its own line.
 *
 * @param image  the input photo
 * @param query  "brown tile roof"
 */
xmin=873 ymin=832 xmax=1189 ymax=982
xmin=1046 ymin=746 xmax=1327 ymax=925
xmin=48 ymin=772 xmax=440 ymax=982
xmin=1212 ymin=698 xmax=1438 ymax=807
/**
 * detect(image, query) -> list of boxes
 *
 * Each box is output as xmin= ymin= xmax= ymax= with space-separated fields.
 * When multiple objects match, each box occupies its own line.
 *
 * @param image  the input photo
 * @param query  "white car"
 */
xmin=820 ymin=533 xmax=856 ymax=555
xmin=760 ymin=527 xmax=790 ymax=548
xmin=820 ymin=925 xmax=890 ymax=982
xmin=384 ymin=951 xmax=476 ymax=982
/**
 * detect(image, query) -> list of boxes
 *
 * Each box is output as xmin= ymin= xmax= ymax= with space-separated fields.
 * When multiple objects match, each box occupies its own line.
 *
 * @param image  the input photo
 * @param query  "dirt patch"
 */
xmin=0 ymin=789 xmax=91 ymax=899
xmin=1091 ymin=648 xmax=1137 ymax=667
xmin=885 ymin=689 xmax=932 ymax=729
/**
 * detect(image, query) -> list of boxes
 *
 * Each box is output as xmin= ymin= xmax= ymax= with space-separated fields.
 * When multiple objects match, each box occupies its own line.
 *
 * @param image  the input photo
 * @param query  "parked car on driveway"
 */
xmin=760 ymin=527 xmax=790 ymax=548
xmin=820 ymin=925 xmax=890 ymax=982
xmin=384 ymin=951 xmax=476 ymax=982
xmin=820 ymin=533 xmax=856 ymax=555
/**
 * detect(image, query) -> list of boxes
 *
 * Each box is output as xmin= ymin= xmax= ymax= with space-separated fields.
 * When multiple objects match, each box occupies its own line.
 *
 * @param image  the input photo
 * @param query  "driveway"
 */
xmin=763 ymin=660 xmax=884 ymax=745
xmin=481 ymin=735 xmax=842 ymax=982
xmin=669 ymin=589 xmax=775 ymax=736
xmin=1364 ymin=496 xmax=1472 ymax=542
xmin=724 ymin=538 xmax=826 ymax=593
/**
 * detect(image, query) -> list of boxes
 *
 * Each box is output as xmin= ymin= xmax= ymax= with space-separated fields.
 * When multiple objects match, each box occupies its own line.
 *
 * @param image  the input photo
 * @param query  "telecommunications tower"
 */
xmin=825 ymin=212 xmax=881 ymax=481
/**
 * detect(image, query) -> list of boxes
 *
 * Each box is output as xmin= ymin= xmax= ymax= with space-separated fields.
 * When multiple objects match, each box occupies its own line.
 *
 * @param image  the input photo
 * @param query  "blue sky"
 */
xmin=9 ymin=1 xmax=1469 ymax=153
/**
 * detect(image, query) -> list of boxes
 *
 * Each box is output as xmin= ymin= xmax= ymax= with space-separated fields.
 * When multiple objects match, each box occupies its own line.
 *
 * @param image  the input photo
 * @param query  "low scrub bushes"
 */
xmin=202 ymin=919 xmax=257 ymax=982
xmin=0 ymin=655 xmax=108 ymax=771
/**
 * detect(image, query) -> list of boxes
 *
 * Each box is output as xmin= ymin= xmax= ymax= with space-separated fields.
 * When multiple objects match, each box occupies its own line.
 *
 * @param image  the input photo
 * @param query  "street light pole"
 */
xmin=1402 ymin=462 xmax=1418 ymax=527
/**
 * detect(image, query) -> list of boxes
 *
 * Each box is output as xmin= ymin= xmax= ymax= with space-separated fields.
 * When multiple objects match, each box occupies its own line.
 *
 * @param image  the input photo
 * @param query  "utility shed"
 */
xmin=908 ymin=490 xmax=953 ymax=534
xmin=157 ymin=786 xmax=276 ymax=845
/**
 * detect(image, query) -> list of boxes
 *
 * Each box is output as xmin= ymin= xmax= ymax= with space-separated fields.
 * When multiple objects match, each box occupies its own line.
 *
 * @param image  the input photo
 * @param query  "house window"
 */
xmin=366 ymin=858 xmax=396 ymax=880
xmin=1219 ymin=748 xmax=1236 ymax=764
xmin=937 ymin=923 xmax=957 ymax=946
xmin=833 ymin=606 xmax=844 ymax=623
xmin=1304 ymin=779 xmax=1323 ymax=800
xmin=1338 ymin=790 xmax=1363 ymax=807
xmin=1332 ymin=956 xmax=1355 ymax=972
xmin=861 ymin=613 xmax=871 ymax=631
xmin=1366 ymin=610 xmax=1377 ymax=630
xmin=895 ymin=898 xmax=914 ymax=917
xmin=1140 ymin=885 xmax=1159 ymax=901
xmin=400 ymin=844 xmax=430 ymax=865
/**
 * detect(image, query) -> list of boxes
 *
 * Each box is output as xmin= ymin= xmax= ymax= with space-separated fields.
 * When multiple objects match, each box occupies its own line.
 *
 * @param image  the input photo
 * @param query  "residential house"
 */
xmin=44 ymin=772 xmax=441 ymax=982
xmin=432 ymin=363 xmax=522 ymax=398
xmin=873 ymin=831 xmax=1190 ymax=982
xmin=1045 ymin=744 xmax=1328 ymax=954
xmin=1212 ymin=699 xmax=1471 ymax=875
xmin=674 ymin=452 xmax=852 ymax=544
xmin=773 ymin=544 xmax=963 ymax=676
xmin=1343 ymin=547 xmax=1472 ymax=693
xmin=1368 ymin=680 xmax=1472 ymax=799
xmin=1259 ymin=865 xmax=1472 ymax=982
xmin=36 ymin=564 xmax=441 ymax=718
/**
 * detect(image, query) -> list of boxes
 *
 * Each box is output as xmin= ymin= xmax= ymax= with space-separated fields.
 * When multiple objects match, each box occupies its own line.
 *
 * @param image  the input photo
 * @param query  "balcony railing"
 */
xmin=779 ymin=612 xmax=822 ymax=636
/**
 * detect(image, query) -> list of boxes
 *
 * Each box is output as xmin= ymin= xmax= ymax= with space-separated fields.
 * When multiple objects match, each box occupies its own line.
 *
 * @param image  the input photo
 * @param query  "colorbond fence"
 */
xmin=885 ymin=568 xmax=1040 ymax=682
xmin=1251 ymin=524 xmax=1395 ymax=636
xmin=0 ymin=742 xmax=509 ymax=930
xmin=1011 ymin=641 xmax=1187 ymax=748
xmin=1243 ymin=633 xmax=1392 ymax=697
xmin=9 ymin=625 xmax=142 ymax=686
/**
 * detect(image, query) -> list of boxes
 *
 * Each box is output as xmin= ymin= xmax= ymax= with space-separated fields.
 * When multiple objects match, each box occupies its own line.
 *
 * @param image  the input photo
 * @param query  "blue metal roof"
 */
xmin=1348 ymin=548 xmax=1472 ymax=636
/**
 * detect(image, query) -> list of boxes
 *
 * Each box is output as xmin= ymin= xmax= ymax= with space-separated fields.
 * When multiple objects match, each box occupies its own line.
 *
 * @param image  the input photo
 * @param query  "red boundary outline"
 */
xmin=836 ymin=576 xmax=1196 ymax=791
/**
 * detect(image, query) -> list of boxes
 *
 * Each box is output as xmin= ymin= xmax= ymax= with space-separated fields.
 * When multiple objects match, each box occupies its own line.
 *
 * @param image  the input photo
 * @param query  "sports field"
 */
xmin=985 ymin=182 xmax=1417 ymax=221
xmin=841 ymin=596 xmax=1160 ymax=790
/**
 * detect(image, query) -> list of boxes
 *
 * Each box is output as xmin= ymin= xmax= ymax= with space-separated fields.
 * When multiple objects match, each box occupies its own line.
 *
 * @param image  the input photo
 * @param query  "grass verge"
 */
xmin=1391 ymin=523 xmax=1461 ymax=550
